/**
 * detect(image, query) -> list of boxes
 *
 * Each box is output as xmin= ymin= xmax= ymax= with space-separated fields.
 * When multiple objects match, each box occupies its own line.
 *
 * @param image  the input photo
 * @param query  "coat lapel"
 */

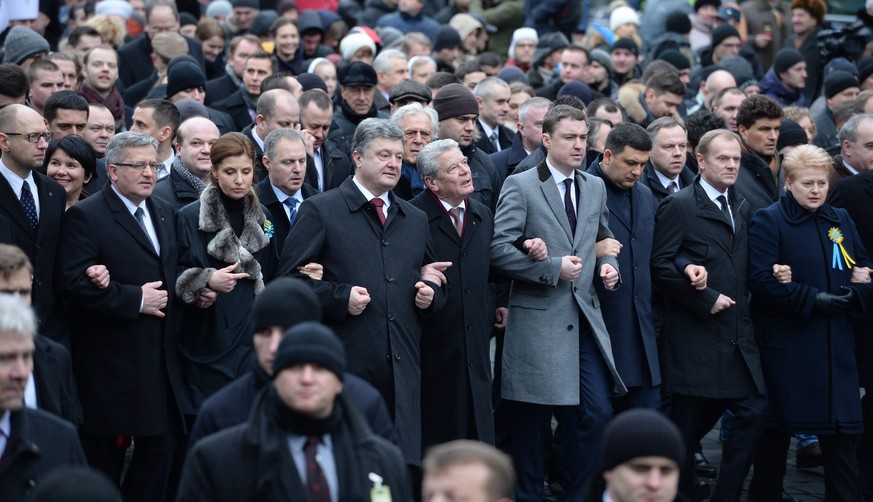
xmin=0 ymin=175 xmax=36 ymax=239
xmin=537 ymin=162 xmax=573 ymax=242
xmin=34 ymin=174 xmax=59 ymax=243
xmin=104 ymin=185 xmax=159 ymax=256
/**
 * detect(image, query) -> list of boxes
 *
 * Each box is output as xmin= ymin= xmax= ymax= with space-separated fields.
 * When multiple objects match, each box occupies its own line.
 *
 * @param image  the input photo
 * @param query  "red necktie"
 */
xmin=304 ymin=436 xmax=331 ymax=502
xmin=370 ymin=198 xmax=386 ymax=225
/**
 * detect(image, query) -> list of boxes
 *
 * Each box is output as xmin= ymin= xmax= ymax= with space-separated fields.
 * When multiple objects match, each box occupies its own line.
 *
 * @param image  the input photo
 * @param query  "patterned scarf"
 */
xmin=172 ymin=156 xmax=207 ymax=194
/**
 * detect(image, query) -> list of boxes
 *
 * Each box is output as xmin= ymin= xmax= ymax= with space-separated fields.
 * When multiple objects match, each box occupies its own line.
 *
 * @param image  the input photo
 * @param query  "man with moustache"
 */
xmin=257 ymin=129 xmax=318 ymax=248
xmin=0 ymin=105 xmax=65 ymax=339
xmin=642 ymin=118 xmax=696 ymax=204
xmin=733 ymin=94 xmax=785 ymax=214
xmin=56 ymin=132 xmax=187 ymax=501
xmin=153 ymin=117 xmax=220 ymax=212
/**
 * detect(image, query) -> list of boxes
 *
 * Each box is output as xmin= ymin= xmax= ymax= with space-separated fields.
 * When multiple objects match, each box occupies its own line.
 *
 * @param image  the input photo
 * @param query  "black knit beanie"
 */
xmin=710 ymin=25 xmax=740 ymax=51
xmin=273 ymin=321 xmax=346 ymax=380
xmin=777 ymin=120 xmax=808 ymax=151
xmin=773 ymin=48 xmax=805 ymax=75
xmin=251 ymin=277 xmax=322 ymax=334
xmin=824 ymin=71 xmax=860 ymax=99
xmin=601 ymin=409 xmax=685 ymax=472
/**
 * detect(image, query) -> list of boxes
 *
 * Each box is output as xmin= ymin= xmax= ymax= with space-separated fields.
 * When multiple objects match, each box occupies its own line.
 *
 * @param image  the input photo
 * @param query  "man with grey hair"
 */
xmin=277 ymin=118 xmax=448 ymax=470
xmin=153 ymin=116 xmax=220 ymax=212
xmin=411 ymin=139 xmax=498 ymax=452
xmin=473 ymin=77 xmax=513 ymax=155
xmin=490 ymin=96 xmax=550 ymax=177
xmin=831 ymin=113 xmax=873 ymax=185
xmin=0 ymin=295 xmax=87 ymax=500
xmin=258 ymin=128 xmax=317 ymax=247
xmin=56 ymin=131 xmax=187 ymax=500
xmin=373 ymin=49 xmax=408 ymax=113
xmin=391 ymin=102 xmax=438 ymax=200
xmin=242 ymin=89 xmax=300 ymax=179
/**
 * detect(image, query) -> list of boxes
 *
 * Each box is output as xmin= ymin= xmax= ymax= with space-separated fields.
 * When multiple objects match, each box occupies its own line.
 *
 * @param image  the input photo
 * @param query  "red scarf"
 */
xmin=78 ymin=83 xmax=125 ymax=122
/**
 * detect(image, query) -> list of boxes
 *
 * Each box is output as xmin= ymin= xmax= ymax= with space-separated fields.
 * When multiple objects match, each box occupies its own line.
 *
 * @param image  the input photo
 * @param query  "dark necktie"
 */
xmin=563 ymin=178 xmax=576 ymax=235
xmin=20 ymin=182 xmax=37 ymax=229
xmin=284 ymin=197 xmax=298 ymax=224
xmin=370 ymin=198 xmax=386 ymax=226
xmin=134 ymin=207 xmax=156 ymax=251
xmin=716 ymin=195 xmax=734 ymax=231
xmin=669 ymin=181 xmax=679 ymax=193
xmin=448 ymin=207 xmax=464 ymax=236
xmin=304 ymin=436 xmax=331 ymax=502
xmin=490 ymin=131 xmax=499 ymax=152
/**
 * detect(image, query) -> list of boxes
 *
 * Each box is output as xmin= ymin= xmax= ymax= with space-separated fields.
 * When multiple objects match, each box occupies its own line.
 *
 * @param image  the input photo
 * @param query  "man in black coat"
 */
xmin=641 ymin=117 xmax=696 ymax=205
xmin=473 ymin=77 xmax=514 ymax=155
xmin=299 ymin=89 xmax=353 ymax=193
xmin=0 ymin=106 xmax=65 ymax=340
xmin=734 ymin=94 xmax=784 ymax=215
xmin=489 ymin=97 xmax=549 ymax=178
xmin=410 ymin=139 xmax=497 ymax=452
xmin=276 ymin=118 xmax=447 ymax=468
xmin=211 ymin=52 xmax=274 ymax=132
xmin=55 ymin=132 xmax=188 ymax=501
xmin=189 ymin=277 xmax=397 ymax=448
xmin=204 ymin=35 xmax=261 ymax=106
xmin=177 ymin=321 xmax=411 ymax=501
xmin=241 ymin=89 xmax=299 ymax=181
xmin=0 ymin=295 xmax=87 ymax=500
xmin=331 ymin=62 xmax=390 ymax=157
xmin=828 ymin=170 xmax=873 ymax=499
xmin=116 ymin=1 xmax=205 ymax=89
xmin=651 ymin=129 xmax=766 ymax=502
xmin=586 ymin=123 xmax=662 ymax=411
xmin=257 ymin=128 xmax=318 ymax=248
xmin=153 ymin=117 xmax=219 ymax=213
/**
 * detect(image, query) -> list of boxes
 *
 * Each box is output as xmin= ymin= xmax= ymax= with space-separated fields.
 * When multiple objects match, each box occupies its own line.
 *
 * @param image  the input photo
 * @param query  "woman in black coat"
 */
xmin=175 ymin=132 xmax=279 ymax=411
xmin=748 ymin=144 xmax=873 ymax=501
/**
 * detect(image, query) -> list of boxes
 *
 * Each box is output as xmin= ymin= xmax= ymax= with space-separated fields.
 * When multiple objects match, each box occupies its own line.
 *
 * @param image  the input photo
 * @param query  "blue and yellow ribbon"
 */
xmin=829 ymin=227 xmax=856 ymax=271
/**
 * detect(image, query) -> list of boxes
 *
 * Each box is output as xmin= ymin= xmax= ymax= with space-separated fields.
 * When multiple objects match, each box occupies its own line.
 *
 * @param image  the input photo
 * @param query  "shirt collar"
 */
xmin=437 ymin=197 xmax=466 ymax=213
xmin=654 ymin=166 xmax=680 ymax=188
xmin=479 ymin=119 xmax=498 ymax=140
xmin=351 ymin=175 xmax=390 ymax=207
xmin=111 ymin=184 xmax=148 ymax=215
xmin=0 ymin=160 xmax=35 ymax=194
xmin=843 ymin=159 xmax=859 ymax=175
xmin=698 ymin=177 xmax=728 ymax=203
xmin=546 ymin=158 xmax=574 ymax=185
xmin=0 ymin=410 xmax=10 ymax=439
xmin=271 ymin=181 xmax=303 ymax=204
xmin=251 ymin=128 xmax=266 ymax=152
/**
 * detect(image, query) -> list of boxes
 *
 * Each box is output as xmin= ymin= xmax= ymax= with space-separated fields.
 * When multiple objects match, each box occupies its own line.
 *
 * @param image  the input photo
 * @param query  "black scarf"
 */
xmin=249 ymin=388 xmax=368 ymax=502
xmin=339 ymin=98 xmax=378 ymax=125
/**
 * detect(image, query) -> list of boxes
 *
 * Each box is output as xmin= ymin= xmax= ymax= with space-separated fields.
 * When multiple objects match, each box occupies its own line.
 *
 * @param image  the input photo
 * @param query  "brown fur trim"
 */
xmin=618 ymin=82 xmax=647 ymax=125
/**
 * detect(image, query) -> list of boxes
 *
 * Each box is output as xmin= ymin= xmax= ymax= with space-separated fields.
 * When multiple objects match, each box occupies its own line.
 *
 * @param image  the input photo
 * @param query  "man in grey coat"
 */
xmin=491 ymin=104 xmax=626 ymax=502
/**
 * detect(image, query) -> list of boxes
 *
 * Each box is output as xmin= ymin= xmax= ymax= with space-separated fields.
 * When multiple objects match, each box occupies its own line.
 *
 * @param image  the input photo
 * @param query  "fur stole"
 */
xmin=176 ymin=184 xmax=270 ymax=303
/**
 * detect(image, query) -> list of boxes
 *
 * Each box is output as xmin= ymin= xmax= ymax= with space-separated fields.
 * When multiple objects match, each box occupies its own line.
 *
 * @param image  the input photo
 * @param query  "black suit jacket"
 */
xmin=242 ymin=124 xmax=266 ymax=180
xmin=489 ymin=131 xmax=530 ymax=178
xmin=205 ymin=73 xmax=239 ymax=105
xmin=211 ymin=89 xmax=252 ymax=132
xmin=641 ymin=161 xmax=696 ymax=205
xmin=829 ymin=170 xmax=873 ymax=387
xmin=304 ymin=142 xmax=353 ymax=193
xmin=473 ymin=120 xmax=514 ymax=155
xmin=33 ymin=335 xmax=81 ymax=423
xmin=152 ymin=168 xmax=201 ymax=213
xmin=55 ymin=184 xmax=188 ymax=434
xmin=256 ymin=177 xmax=317 ymax=248
xmin=0 ymin=171 xmax=65 ymax=327
xmin=117 ymin=34 xmax=204 ymax=89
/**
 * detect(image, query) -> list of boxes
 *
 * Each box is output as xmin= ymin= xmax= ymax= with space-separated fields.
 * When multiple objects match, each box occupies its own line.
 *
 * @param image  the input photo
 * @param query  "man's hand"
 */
xmin=347 ymin=286 xmax=370 ymax=315
xmin=851 ymin=266 xmax=872 ymax=284
xmin=421 ymin=261 xmax=452 ymax=285
xmin=523 ymin=238 xmax=548 ymax=261
xmin=595 ymin=238 xmax=622 ymax=258
xmin=196 ymin=289 xmax=217 ymax=309
xmin=141 ymin=281 xmax=168 ymax=317
xmin=773 ymin=264 xmax=792 ymax=284
xmin=414 ymin=281 xmax=435 ymax=309
xmin=559 ymin=256 xmax=582 ymax=282
xmin=207 ymin=263 xmax=250 ymax=293
xmin=296 ymin=123 xmax=316 ymax=157
xmin=710 ymin=294 xmax=736 ymax=314
xmin=754 ymin=32 xmax=773 ymax=49
xmin=494 ymin=307 xmax=508 ymax=329
xmin=684 ymin=264 xmax=707 ymax=290
xmin=86 ymin=264 xmax=110 ymax=289
xmin=600 ymin=264 xmax=619 ymax=290
xmin=298 ymin=262 xmax=324 ymax=280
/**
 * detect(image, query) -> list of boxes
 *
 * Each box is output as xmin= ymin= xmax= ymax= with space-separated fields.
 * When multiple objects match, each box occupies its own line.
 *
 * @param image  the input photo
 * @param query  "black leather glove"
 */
xmin=813 ymin=289 xmax=853 ymax=315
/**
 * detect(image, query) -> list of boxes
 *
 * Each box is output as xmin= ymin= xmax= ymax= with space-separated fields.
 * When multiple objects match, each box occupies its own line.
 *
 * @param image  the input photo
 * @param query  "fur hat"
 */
xmin=610 ymin=6 xmax=640 ymax=32
xmin=789 ymin=0 xmax=826 ymax=24
xmin=339 ymin=32 xmax=376 ymax=61
xmin=773 ymin=48 xmax=805 ymax=75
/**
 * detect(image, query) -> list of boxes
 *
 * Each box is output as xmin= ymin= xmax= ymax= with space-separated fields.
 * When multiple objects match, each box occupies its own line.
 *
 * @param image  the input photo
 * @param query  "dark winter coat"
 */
xmin=759 ymin=68 xmax=808 ymax=107
xmin=116 ymin=34 xmax=205 ymax=89
xmin=651 ymin=180 xmax=766 ymax=398
xmin=410 ymin=191 xmax=496 ymax=449
xmin=784 ymin=27 xmax=824 ymax=105
xmin=174 ymin=185 xmax=278 ymax=410
xmin=177 ymin=391 xmax=411 ymax=502
xmin=748 ymin=193 xmax=872 ymax=434
xmin=153 ymin=168 xmax=201 ymax=214
xmin=462 ymin=143 xmax=504 ymax=213
xmin=735 ymin=149 xmax=783 ymax=217
xmin=276 ymin=177 xmax=445 ymax=465
xmin=0 ymin=408 xmax=86 ymax=499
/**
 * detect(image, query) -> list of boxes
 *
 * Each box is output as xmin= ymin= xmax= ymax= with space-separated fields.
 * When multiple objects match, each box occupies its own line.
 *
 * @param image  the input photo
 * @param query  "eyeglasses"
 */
xmin=4 ymin=132 xmax=52 ymax=143
xmin=114 ymin=162 xmax=160 ymax=171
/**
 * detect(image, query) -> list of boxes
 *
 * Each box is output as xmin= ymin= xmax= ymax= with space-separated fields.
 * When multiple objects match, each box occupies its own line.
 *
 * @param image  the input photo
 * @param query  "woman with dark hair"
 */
xmin=44 ymin=135 xmax=97 ymax=210
xmin=748 ymin=144 xmax=873 ymax=501
xmin=195 ymin=18 xmax=227 ymax=80
xmin=174 ymin=132 xmax=279 ymax=411
xmin=271 ymin=17 xmax=303 ymax=75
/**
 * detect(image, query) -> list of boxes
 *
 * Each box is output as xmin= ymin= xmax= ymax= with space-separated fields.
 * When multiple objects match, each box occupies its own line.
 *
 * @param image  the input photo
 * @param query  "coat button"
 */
xmin=567 ymin=325 xmax=573 ymax=331
xmin=386 ymin=355 xmax=391 ymax=361
xmin=386 ymin=276 xmax=394 ymax=282
xmin=382 ymin=240 xmax=389 ymax=246
xmin=394 ymin=353 xmax=401 ymax=361
xmin=466 ymin=324 xmax=472 ymax=330
xmin=388 ymin=313 xmax=396 ymax=321
xmin=464 ymin=288 xmax=470 ymax=293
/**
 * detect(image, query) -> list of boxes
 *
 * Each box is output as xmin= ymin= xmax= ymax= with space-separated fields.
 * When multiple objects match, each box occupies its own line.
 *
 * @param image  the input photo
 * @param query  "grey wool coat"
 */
xmin=491 ymin=160 xmax=627 ymax=405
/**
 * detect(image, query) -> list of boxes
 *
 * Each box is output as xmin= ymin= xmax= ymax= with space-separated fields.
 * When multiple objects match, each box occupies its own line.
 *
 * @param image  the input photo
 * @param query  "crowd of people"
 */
xmin=1 ymin=0 xmax=873 ymax=500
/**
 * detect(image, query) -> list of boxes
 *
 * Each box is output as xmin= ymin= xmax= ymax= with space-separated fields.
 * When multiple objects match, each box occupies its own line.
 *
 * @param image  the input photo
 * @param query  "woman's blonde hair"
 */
xmin=783 ymin=144 xmax=832 ymax=181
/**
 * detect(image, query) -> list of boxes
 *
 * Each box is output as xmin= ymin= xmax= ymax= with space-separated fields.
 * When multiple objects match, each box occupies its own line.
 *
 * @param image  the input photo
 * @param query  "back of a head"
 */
xmin=0 ymin=63 xmax=29 ymax=104
xmin=251 ymin=277 xmax=321 ymax=334
xmin=605 ymin=122 xmax=653 ymax=155
xmin=137 ymin=98 xmax=182 ymax=139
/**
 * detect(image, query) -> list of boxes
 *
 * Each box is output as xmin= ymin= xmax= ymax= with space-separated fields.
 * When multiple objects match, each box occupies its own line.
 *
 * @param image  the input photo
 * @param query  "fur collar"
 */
xmin=618 ymin=82 xmax=647 ymax=125
xmin=199 ymin=184 xmax=270 ymax=295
